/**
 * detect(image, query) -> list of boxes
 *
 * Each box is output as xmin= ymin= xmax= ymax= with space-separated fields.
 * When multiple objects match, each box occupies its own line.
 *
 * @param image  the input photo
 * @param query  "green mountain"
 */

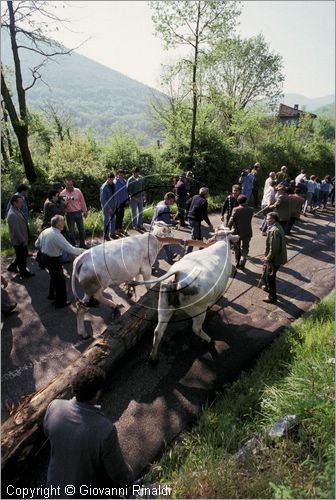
xmin=283 ymin=93 xmax=335 ymax=112
xmin=1 ymin=33 xmax=164 ymax=143
xmin=312 ymin=103 xmax=335 ymax=119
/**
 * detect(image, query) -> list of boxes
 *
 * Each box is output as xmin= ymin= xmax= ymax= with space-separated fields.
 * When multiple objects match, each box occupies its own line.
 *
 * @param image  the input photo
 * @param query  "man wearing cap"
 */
xmin=275 ymin=166 xmax=289 ymax=186
xmin=174 ymin=172 xmax=188 ymax=227
xmin=261 ymin=212 xmax=287 ymax=304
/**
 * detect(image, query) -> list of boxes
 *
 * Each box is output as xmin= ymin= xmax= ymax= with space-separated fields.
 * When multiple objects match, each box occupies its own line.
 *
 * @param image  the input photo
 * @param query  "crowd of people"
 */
xmin=220 ymin=163 xmax=333 ymax=304
xmin=2 ymin=164 xmax=334 ymax=311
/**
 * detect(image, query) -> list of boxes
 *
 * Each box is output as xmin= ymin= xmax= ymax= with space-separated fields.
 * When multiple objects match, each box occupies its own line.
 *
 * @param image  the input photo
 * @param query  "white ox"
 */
xmin=71 ymin=221 xmax=173 ymax=338
xmin=130 ymin=228 xmax=239 ymax=360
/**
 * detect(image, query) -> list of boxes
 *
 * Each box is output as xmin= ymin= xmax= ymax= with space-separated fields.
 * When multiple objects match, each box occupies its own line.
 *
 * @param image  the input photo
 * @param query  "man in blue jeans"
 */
xmin=114 ymin=169 xmax=129 ymax=236
xmin=60 ymin=178 xmax=88 ymax=248
xmin=152 ymin=192 xmax=178 ymax=264
xmin=185 ymin=187 xmax=214 ymax=254
xmin=100 ymin=172 xmax=117 ymax=240
xmin=186 ymin=187 xmax=213 ymax=253
xmin=127 ymin=167 xmax=145 ymax=230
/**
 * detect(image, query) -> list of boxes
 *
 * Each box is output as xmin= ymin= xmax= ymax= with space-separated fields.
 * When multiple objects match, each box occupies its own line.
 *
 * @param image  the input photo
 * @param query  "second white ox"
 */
xmin=71 ymin=221 xmax=173 ymax=338
xmin=130 ymin=228 xmax=239 ymax=360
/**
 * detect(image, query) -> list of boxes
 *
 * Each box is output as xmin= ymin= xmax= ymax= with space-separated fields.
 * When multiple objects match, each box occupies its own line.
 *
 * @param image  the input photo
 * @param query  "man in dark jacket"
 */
xmin=269 ymin=185 xmax=291 ymax=229
xmin=251 ymin=162 xmax=261 ymax=208
xmin=42 ymin=189 xmax=67 ymax=229
xmin=185 ymin=187 xmax=213 ymax=253
xmin=174 ymin=172 xmax=188 ymax=226
xmin=6 ymin=195 xmax=34 ymax=277
xmin=228 ymin=195 xmax=254 ymax=270
xmin=100 ymin=172 xmax=117 ymax=240
xmin=6 ymin=183 xmax=29 ymax=219
xmin=44 ymin=366 xmax=133 ymax=498
xmin=220 ymin=184 xmax=241 ymax=226
xmin=261 ymin=212 xmax=287 ymax=304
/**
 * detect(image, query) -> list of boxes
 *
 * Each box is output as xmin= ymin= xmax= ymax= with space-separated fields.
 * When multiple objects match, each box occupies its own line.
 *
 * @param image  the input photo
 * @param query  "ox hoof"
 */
xmin=79 ymin=333 xmax=92 ymax=340
xmin=149 ymin=356 xmax=159 ymax=365
xmin=113 ymin=303 xmax=124 ymax=310
xmin=112 ymin=307 xmax=122 ymax=318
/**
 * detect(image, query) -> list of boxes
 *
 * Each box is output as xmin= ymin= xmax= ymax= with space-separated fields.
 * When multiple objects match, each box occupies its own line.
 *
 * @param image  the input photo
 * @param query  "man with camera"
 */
xmin=60 ymin=178 xmax=88 ymax=249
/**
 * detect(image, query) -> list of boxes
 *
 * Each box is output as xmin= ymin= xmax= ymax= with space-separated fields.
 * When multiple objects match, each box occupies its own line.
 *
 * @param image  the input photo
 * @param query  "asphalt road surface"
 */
xmin=1 ymin=207 xmax=334 ymax=492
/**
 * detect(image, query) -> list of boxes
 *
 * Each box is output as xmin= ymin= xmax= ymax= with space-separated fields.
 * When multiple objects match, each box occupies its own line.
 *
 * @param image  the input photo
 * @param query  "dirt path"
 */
xmin=1 ymin=207 xmax=334 ymax=491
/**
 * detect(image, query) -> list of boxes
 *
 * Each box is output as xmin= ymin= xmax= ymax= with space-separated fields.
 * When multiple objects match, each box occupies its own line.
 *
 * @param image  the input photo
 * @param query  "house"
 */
xmin=278 ymin=103 xmax=317 ymax=125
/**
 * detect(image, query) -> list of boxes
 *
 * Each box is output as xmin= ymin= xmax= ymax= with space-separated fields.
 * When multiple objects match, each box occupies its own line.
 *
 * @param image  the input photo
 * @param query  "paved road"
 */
xmin=1 ymin=207 xmax=334 ymax=491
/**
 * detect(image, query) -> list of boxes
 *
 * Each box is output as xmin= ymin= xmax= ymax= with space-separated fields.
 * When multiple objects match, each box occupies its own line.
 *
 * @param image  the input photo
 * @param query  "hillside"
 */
xmin=313 ymin=102 xmax=335 ymax=119
xmin=2 ymin=31 xmax=334 ymax=141
xmin=283 ymin=93 xmax=335 ymax=112
xmin=1 ymin=33 xmax=164 ymax=143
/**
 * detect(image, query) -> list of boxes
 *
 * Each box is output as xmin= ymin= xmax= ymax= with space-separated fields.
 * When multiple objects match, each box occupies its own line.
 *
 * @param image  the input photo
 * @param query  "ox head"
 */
xmin=208 ymin=226 xmax=240 ymax=244
xmin=143 ymin=221 xmax=174 ymax=239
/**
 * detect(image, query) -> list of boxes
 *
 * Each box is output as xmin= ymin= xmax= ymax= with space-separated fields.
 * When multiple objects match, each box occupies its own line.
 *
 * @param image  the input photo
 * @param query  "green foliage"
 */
xmin=47 ymin=135 xmax=105 ymax=209
xmin=150 ymin=1 xmax=240 ymax=51
xmin=206 ymin=34 xmax=284 ymax=112
xmin=146 ymin=294 xmax=335 ymax=499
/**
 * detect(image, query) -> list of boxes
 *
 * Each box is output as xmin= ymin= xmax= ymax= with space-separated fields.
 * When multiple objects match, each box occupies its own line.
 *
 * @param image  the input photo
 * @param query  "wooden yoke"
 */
xmin=156 ymin=236 xmax=215 ymax=249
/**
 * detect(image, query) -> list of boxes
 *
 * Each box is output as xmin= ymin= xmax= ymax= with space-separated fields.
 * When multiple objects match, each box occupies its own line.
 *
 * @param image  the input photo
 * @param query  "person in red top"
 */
xmin=60 ymin=178 xmax=88 ymax=249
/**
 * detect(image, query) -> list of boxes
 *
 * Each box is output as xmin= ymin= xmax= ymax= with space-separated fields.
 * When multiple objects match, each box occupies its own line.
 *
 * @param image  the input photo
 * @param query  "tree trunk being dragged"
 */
xmin=1 ymin=286 xmax=159 ymax=480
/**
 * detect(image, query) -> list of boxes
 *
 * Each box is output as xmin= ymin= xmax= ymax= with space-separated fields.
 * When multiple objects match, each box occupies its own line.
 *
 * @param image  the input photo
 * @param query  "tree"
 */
xmin=1 ymin=1 xmax=73 ymax=183
xmin=205 ymin=34 xmax=284 ymax=124
xmin=149 ymin=0 xmax=240 ymax=168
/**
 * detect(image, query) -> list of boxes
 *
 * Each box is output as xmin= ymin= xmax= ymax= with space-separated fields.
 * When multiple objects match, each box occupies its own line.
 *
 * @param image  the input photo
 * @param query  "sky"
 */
xmin=47 ymin=0 xmax=335 ymax=98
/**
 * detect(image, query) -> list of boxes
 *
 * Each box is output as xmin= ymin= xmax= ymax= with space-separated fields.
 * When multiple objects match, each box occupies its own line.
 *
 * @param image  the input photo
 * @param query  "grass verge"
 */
xmin=145 ymin=294 xmax=335 ymax=499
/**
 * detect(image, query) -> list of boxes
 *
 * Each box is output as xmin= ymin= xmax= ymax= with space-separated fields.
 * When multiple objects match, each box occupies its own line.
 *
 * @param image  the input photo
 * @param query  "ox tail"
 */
xmin=71 ymin=255 xmax=84 ymax=304
xmin=129 ymin=266 xmax=201 ymax=288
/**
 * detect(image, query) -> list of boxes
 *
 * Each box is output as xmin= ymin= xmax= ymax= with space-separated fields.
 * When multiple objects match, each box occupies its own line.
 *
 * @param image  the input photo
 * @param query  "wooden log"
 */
xmin=1 ymin=285 xmax=159 ymax=480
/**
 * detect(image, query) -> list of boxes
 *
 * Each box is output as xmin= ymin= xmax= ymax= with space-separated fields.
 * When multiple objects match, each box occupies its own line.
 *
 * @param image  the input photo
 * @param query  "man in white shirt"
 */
xmin=295 ymin=169 xmax=307 ymax=186
xmin=35 ymin=215 xmax=84 ymax=308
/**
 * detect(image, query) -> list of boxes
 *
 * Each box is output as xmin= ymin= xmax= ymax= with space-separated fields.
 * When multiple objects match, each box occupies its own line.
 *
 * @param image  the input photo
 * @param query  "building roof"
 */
xmin=279 ymin=103 xmax=317 ymax=118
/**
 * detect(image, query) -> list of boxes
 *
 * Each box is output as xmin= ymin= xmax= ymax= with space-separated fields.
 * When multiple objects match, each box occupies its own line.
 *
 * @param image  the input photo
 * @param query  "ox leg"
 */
xmin=76 ymin=303 xmax=90 ymax=339
xmin=92 ymin=290 xmax=124 ymax=310
xmin=192 ymin=312 xmax=211 ymax=343
xmin=150 ymin=310 xmax=174 ymax=361
xmin=141 ymin=265 xmax=153 ymax=290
